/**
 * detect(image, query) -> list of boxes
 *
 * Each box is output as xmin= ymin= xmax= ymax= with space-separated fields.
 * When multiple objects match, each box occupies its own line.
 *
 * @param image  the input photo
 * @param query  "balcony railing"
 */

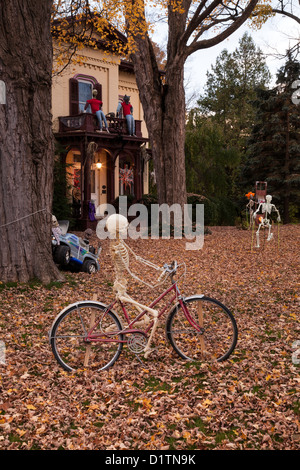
xmin=58 ymin=113 xmax=143 ymax=138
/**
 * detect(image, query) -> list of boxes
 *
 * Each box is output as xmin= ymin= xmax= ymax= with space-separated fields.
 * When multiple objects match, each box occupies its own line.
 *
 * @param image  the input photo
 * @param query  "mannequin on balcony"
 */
xmin=116 ymin=95 xmax=136 ymax=136
xmin=84 ymin=89 xmax=109 ymax=133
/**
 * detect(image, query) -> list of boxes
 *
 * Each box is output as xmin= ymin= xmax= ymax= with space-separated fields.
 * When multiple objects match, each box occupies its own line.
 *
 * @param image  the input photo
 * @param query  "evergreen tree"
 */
xmin=197 ymin=33 xmax=271 ymax=148
xmin=242 ymin=52 xmax=300 ymax=223
xmin=185 ymin=112 xmax=240 ymax=224
xmin=52 ymin=155 xmax=74 ymax=223
xmin=196 ymin=50 xmax=238 ymax=142
xmin=185 ymin=114 xmax=240 ymax=197
xmin=185 ymin=33 xmax=271 ymax=221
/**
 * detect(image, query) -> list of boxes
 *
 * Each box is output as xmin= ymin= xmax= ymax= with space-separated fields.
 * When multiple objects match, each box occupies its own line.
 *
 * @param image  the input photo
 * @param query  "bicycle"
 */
xmin=49 ymin=261 xmax=238 ymax=372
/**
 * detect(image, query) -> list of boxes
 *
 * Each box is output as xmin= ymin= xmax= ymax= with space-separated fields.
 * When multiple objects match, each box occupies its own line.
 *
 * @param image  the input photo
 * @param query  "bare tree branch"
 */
xmin=272 ymin=7 xmax=300 ymax=24
xmin=183 ymin=0 xmax=259 ymax=58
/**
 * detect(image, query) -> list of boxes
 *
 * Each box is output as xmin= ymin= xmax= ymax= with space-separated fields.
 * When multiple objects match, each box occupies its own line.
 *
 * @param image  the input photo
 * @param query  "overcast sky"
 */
xmin=151 ymin=4 xmax=300 ymax=107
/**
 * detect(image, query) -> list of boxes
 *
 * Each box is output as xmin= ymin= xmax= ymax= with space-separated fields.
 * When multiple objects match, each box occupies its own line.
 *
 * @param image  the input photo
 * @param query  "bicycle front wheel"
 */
xmin=50 ymin=301 xmax=123 ymax=372
xmin=166 ymin=296 xmax=238 ymax=363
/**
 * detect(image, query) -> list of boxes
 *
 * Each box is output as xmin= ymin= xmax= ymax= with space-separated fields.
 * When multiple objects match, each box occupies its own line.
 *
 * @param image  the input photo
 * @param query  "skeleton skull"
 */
xmin=106 ymin=214 xmax=129 ymax=238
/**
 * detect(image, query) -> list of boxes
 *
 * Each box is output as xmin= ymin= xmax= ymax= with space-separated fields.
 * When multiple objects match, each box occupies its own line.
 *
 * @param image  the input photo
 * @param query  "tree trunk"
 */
xmin=283 ymin=109 xmax=290 ymax=224
xmin=129 ymin=18 xmax=187 ymax=209
xmin=150 ymin=64 xmax=187 ymax=207
xmin=0 ymin=0 xmax=63 ymax=283
xmin=126 ymin=1 xmax=260 ymax=209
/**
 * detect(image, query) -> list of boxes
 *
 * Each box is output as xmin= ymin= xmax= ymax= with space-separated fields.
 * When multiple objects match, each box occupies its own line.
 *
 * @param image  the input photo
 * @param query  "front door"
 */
xmin=93 ymin=152 xmax=108 ymax=216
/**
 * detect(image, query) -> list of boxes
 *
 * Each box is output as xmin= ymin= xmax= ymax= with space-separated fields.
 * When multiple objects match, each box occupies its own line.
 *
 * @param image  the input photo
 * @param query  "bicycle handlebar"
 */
xmin=157 ymin=261 xmax=181 ymax=284
xmin=162 ymin=261 xmax=178 ymax=275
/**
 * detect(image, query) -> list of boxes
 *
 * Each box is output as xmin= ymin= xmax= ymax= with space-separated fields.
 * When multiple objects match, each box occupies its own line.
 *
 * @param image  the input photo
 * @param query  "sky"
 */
xmin=151 ymin=3 xmax=300 ymax=107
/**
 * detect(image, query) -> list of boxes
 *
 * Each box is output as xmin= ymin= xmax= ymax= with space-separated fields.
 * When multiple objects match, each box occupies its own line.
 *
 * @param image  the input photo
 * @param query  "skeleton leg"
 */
xmin=256 ymin=223 xmax=262 ymax=248
xmin=117 ymin=293 xmax=159 ymax=358
xmin=143 ymin=313 xmax=159 ymax=358
xmin=118 ymin=293 xmax=155 ymax=323
xmin=249 ymin=210 xmax=254 ymax=228
xmin=267 ymin=221 xmax=273 ymax=241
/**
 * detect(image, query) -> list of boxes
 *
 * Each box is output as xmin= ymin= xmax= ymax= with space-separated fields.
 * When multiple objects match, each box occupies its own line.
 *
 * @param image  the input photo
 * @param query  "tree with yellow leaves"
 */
xmin=0 ymin=0 xmax=275 ymax=283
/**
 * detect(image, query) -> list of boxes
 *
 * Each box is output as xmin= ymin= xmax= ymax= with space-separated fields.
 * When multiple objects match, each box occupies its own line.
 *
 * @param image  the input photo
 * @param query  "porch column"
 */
xmin=80 ymin=139 xmax=92 ymax=229
xmin=135 ymin=150 xmax=142 ymax=200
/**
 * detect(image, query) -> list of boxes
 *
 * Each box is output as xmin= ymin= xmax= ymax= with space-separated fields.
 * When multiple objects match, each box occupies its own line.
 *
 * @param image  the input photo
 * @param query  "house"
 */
xmin=51 ymin=23 xmax=150 ymax=229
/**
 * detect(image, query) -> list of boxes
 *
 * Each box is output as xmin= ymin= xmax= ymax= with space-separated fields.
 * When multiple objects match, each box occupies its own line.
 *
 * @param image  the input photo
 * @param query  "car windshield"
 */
xmin=58 ymin=221 xmax=69 ymax=236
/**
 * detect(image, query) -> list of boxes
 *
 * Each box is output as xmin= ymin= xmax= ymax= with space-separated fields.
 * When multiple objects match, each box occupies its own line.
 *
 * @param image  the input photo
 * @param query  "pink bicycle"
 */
xmin=50 ymin=261 xmax=238 ymax=372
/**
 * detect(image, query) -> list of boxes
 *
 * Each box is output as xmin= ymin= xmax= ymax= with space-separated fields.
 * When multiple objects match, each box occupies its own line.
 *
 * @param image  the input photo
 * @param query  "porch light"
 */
xmin=96 ymin=160 xmax=102 ymax=169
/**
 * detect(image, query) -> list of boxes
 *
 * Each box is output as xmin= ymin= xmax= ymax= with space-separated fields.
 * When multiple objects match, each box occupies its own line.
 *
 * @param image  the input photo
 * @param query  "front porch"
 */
xmin=54 ymin=113 xmax=150 ymax=230
xmin=58 ymin=112 xmax=144 ymax=137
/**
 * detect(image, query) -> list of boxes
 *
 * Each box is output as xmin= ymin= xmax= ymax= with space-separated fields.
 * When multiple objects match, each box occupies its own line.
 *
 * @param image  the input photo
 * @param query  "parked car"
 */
xmin=52 ymin=220 xmax=101 ymax=274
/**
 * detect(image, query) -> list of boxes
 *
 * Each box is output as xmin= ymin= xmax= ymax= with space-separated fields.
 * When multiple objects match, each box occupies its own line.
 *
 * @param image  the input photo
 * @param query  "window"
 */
xmin=117 ymin=95 xmax=124 ymax=118
xmin=78 ymin=80 xmax=93 ymax=112
xmin=69 ymin=75 xmax=102 ymax=115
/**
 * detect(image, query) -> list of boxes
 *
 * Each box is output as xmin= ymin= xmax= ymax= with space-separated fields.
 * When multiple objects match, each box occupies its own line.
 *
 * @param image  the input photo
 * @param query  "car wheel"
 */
xmin=53 ymin=245 xmax=70 ymax=266
xmin=83 ymin=259 xmax=97 ymax=274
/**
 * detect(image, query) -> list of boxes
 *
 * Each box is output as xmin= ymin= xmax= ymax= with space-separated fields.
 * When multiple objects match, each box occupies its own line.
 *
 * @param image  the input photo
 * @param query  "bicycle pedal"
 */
xmin=134 ymin=354 xmax=144 ymax=364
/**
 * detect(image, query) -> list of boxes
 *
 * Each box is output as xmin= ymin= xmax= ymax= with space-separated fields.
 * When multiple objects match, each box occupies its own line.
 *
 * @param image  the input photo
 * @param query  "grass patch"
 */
xmin=293 ymin=400 xmax=300 ymax=415
xmin=126 ymin=400 xmax=142 ymax=412
xmin=187 ymin=417 xmax=206 ymax=433
xmin=45 ymin=281 xmax=64 ymax=290
xmin=93 ymin=421 xmax=105 ymax=428
xmin=215 ymin=427 xmax=237 ymax=444
xmin=0 ymin=282 xmax=18 ymax=291
xmin=166 ymin=436 xmax=180 ymax=450
xmin=133 ymin=375 xmax=172 ymax=393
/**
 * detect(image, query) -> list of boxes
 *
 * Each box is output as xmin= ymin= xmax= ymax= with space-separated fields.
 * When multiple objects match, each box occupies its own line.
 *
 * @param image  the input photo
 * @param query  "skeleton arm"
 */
xmin=113 ymin=241 xmax=167 ymax=289
xmin=253 ymin=202 xmax=263 ymax=218
xmin=246 ymin=200 xmax=254 ymax=210
xmin=272 ymin=204 xmax=281 ymax=222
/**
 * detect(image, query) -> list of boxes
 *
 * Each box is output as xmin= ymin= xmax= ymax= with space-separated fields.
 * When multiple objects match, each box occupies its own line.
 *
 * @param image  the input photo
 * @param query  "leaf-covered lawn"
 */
xmin=0 ymin=225 xmax=299 ymax=450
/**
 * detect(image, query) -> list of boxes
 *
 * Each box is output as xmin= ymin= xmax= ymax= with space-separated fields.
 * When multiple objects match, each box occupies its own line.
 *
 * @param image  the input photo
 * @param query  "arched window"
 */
xmin=69 ymin=74 xmax=102 ymax=115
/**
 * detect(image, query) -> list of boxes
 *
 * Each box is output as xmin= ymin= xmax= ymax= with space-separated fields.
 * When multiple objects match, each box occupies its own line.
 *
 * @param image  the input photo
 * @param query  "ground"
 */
xmin=0 ymin=225 xmax=299 ymax=450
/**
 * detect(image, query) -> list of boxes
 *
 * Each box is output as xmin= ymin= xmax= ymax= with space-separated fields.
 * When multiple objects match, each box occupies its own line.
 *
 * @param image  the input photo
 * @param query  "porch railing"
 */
xmin=58 ymin=113 xmax=143 ymax=138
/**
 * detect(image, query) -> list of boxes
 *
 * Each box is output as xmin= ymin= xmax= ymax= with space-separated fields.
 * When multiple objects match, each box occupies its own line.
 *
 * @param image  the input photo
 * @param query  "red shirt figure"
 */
xmin=85 ymin=98 xmax=103 ymax=114
xmin=121 ymin=101 xmax=133 ymax=116
xmin=84 ymin=89 xmax=109 ymax=133
xmin=116 ymin=95 xmax=135 ymax=136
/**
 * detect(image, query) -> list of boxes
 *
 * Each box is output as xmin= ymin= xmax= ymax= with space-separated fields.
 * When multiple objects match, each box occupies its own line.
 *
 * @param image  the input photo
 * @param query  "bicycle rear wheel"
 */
xmin=50 ymin=301 xmax=123 ymax=372
xmin=166 ymin=296 xmax=237 ymax=363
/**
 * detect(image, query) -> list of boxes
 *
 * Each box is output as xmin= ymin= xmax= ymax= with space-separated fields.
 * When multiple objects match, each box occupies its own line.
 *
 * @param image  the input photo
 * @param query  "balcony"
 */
xmin=58 ymin=113 xmax=143 ymax=138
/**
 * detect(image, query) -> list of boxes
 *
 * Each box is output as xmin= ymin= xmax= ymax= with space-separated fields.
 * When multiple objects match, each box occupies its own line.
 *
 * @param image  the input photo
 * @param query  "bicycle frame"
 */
xmin=86 ymin=280 xmax=202 ymax=344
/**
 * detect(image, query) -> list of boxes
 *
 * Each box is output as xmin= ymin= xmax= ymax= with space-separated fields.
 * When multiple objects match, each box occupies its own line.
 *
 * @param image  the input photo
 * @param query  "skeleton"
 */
xmin=101 ymin=214 xmax=167 ymax=358
xmin=246 ymin=197 xmax=255 ymax=228
xmin=254 ymin=195 xmax=281 ymax=248
xmin=52 ymin=215 xmax=62 ymax=244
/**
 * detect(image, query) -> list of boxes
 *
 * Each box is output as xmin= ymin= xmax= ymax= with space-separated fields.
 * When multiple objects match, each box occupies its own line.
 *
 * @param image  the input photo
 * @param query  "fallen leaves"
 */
xmin=0 ymin=225 xmax=299 ymax=450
